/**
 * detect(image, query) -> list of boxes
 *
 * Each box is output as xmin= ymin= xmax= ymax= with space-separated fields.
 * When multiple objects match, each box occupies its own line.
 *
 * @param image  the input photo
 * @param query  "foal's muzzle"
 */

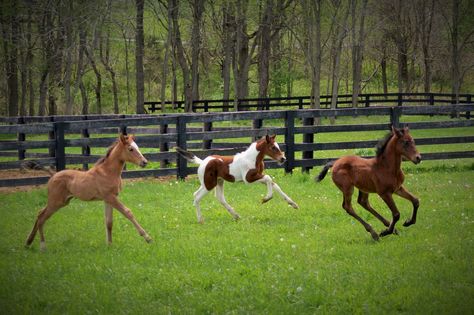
xmin=414 ymin=155 xmax=422 ymax=164
xmin=140 ymin=159 xmax=148 ymax=168
xmin=278 ymin=157 xmax=286 ymax=165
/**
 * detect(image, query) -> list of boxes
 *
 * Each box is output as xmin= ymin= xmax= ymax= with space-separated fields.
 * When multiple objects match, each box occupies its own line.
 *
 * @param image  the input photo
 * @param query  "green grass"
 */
xmin=1 ymin=162 xmax=473 ymax=314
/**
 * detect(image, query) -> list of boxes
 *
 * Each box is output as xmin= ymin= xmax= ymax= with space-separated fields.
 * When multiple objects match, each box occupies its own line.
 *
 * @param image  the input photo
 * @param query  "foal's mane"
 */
xmin=95 ymin=140 xmax=119 ymax=165
xmin=375 ymin=132 xmax=394 ymax=157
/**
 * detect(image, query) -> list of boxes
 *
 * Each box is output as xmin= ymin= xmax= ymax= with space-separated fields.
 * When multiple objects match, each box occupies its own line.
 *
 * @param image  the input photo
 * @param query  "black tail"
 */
xmin=21 ymin=160 xmax=56 ymax=176
xmin=315 ymin=161 xmax=334 ymax=182
xmin=175 ymin=147 xmax=196 ymax=162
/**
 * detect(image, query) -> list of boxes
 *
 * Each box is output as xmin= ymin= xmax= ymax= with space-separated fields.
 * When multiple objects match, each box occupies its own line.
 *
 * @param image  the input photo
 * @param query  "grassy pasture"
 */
xmin=0 ymin=160 xmax=473 ymax=313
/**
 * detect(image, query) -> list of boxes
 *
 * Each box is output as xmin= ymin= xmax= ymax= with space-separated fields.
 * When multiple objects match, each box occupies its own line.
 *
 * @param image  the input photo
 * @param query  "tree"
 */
xmin=136 ymin=0 xmax=145 ymax=114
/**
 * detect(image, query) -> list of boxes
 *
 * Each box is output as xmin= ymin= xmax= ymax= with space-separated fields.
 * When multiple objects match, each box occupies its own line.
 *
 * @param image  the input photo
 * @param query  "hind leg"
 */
xmin=395 ymin=185 xmax=419 ymax=227
xmin=104 ymin=203 xmax=113 ymax=244
xmin=216 ymin=179 xmax=240 ymax=220
xmin=25 ymin=207 xmax=45 ymax=247
xmin=193 ymin=185 xmax=210 ymax=224
xmin=341 ymin=186 xmax=379 ymax=241
xmin=358 ymin=191 xmax=398 ymax=235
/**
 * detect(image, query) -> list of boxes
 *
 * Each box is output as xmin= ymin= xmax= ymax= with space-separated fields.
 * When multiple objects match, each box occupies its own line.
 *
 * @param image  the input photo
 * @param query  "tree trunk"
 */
xmin=64 ymin=1 xmax=74 ymax=115
xmin=450 ymin=0 xmax=460 ymax=103
xmin=351 ymin=0 xmax=368 ymax=108
xmin=73 ymin=28 xmax=87 ymax=115
xmin=257 ymin=0 xmax=273 ymax=107
xmin=135 ymin=0 xmax=145 ymax=114
xmin=330 ymin=4 xmax=350 ymax=112
xmin=85 ymin=46 xmax=102 ymax=114
xmin=191 ymin=0 xmax=205 ymax=101
xmin=171 ymin=0 xmax=192 ymax=112
xmin=100 ymin=31 xmax=119 ymax=114
xmin=222 ymin=1 xmax=233 ymax=110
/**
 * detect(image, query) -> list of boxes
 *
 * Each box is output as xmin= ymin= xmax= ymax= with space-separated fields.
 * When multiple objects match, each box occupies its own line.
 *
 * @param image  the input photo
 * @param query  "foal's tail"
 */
xmin=315 ymin=161 xmax=334 ymax=182
xmin=175 ymin=147 xmax=203 ymax=164
xmin=21 ymin=160 xmax=56 ymax=176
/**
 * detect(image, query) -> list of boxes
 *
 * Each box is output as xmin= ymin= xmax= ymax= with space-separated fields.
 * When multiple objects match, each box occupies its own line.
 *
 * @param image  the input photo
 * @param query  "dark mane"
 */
xmin=375 ymin=132 xmax=393 ymax=157
xmin=95 ymin=141 xmax=119 ymax=165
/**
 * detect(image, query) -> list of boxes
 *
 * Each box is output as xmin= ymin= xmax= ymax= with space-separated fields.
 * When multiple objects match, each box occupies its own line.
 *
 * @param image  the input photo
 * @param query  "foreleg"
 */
xmin=256 ymin=175 xmax=298 ymax=209
xmin=395 ymin=185 xmax=420 ymax=227
xmin=104 ymin=196 xmax=152 ymax=243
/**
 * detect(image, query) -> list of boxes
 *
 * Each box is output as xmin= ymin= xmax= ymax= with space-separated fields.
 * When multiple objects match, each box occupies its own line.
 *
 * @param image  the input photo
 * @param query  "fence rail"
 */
xmin=144 ymin=92 xmax=474 ymax=113
xmin=0 ymin=104 xmax=473 ymax=187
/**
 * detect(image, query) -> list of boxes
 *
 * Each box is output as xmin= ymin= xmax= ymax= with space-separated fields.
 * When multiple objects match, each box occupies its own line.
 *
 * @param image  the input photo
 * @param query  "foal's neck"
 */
xmin=241 ymin=142 xmax=264 ymax=167
xmin=378 ymin=136 xmax=402 ymax=171
xmin=99 ymin=146 xmax=125 ymax=177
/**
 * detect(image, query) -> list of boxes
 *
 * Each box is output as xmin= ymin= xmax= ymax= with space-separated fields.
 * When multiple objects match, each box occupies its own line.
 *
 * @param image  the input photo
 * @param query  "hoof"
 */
xmin=233 ymin=214 xmax=241 ymax=221
xmin=261 ymin=197 xmax=272 ymax=204
xmin=370 ymin=230 xmax=380 ymax=241
xmin=145 ymin=236 xmax=153 ymax=243
xmin=198 ymin=218 xmax=205 ymax=224
xmin=379 ymin=229 xmax=393 ymax=237
xmin=290 ymin=202 xmax=299 ymax=209
xmin=40 ymin=242 xmax=47 ymax=252
xmin=403 ymin=219 xmax=415 ymax=227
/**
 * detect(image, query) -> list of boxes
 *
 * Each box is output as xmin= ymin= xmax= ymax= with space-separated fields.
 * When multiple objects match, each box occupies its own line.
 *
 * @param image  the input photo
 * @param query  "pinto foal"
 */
xmin=176 ymin=135 xmax=299 ymax=223
xmin=316 ymin=126 xmax=421 ymax=241
xmin=25 ymin=134 xmax=152 ymax=250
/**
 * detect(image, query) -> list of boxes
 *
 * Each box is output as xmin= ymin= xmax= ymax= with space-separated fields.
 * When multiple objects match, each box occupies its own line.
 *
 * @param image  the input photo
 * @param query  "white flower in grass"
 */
xmin=296 ymin=286 xmax=303 ymax=293
xmin=280 ymin=237 xmax=284 ymax=242
xmin=291 ymin=244 xmax=296 ymax=249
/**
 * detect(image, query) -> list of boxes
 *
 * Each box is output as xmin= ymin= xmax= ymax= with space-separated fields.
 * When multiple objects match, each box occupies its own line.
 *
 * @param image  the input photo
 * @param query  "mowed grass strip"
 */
xmin=0 ymin=163 xmax=473 ymax=314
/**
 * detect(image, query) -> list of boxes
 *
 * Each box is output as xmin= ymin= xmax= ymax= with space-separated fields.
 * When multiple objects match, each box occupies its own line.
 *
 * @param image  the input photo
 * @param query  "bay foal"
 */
xmin=176 ymin=135 xmax=299 ymax=223
xmin=25 ymin=134 xmax=152 ymax=250
xmin=316 ymin=126 xmax=421 ymax=241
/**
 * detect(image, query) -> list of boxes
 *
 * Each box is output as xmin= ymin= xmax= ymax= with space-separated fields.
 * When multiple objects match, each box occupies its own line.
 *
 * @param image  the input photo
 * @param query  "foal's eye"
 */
xmin=128 ymin=147 xmax=134 ymax=152
xmin=404 ymin=140 xmax=411 ymax=147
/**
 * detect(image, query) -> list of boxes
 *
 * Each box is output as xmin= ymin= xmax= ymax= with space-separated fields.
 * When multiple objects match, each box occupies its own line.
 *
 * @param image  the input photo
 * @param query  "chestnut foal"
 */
xmin=25 ymin=134 xmax=152 ymax=250
xmin=316 ymin=126 xmax=421 ymax=241
xmin=176 ymin=135 xmax=299 ymax=223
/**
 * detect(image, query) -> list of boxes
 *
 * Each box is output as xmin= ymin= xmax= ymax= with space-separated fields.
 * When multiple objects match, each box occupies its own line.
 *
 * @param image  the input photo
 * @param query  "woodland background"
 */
xmin=1 ymin=0 xmax=473 ymax=116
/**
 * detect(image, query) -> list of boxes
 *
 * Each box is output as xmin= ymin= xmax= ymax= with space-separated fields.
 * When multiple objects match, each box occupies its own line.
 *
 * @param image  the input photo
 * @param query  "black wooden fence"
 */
xmin=145 ymin=92 xmax=474 ymax=113
xmin=0 ymin=104 xmax=473 ymax=187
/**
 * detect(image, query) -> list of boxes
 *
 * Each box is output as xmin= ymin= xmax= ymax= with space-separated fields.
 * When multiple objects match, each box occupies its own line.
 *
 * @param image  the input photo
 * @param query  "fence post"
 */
xmin=55 ymin=122 xmax=66 ymax=171
xmin=397 ymin=93 xmax=403 ymax=107
xmin=253 ymin=117 xmax=263 ymax=141
xmin=285 ymin=111 xmax=296 ymax=174
xmin=467 ymin=95 xmax=471 ymax=119
xmin=390 ymin=107 xmax=401 ymax=128
xmin=17 ymin=117 xmax=25 ymax=161
xmin=81 ymin=116 xmax=90 ymax=170
xmin=160 ymin=122 xmax=169 ymax=168
xmin=302 ymin=117 xmax=314 ymax=173
xmin=365 ymin=94 xmax=370 ymax=108
xmin=298 ymin=97 xmax=303 ymax=109
xmin=48 ymin=116 xmax=55 ymax=158
xmin=176 ymin=115 xmax=188 ymax=180
xmin=203 ymin=120 xmax=212 ymax=150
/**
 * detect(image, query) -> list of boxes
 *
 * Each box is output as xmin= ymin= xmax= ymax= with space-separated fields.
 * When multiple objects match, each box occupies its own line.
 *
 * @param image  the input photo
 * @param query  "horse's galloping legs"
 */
xmin=358 ymin=191 xmax=399 ymax=235
xmin=257 ymin=175 xmax=299 ymax=209
xmin=105 ymin=196 xmax=152 ymax=243
xmin=216 ymin=179 xmax=240 ymax=220
xmin=395 ymin=185 xmax=419 ymax=227
xmin=342 ymin=187 xmax=379 ymax=241
xmin=104 ymin=203 xmax=113 ymax=244
xmin=25 ymin=203 xmax=63 ymax=251
xmin=358 ymin=191 xmax=391 ymax=227
xmin=193 ymin=185 xmax=209 ymax=224
xmin=379 ymin=193 xmax=401 ymax=237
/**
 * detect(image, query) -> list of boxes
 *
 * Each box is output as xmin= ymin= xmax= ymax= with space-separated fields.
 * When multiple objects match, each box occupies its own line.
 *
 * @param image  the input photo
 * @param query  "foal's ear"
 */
xmin=391 ymin=126 xmax=403 ymax=137
xmin=119 ymin=133 xmax=128 ymax=144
